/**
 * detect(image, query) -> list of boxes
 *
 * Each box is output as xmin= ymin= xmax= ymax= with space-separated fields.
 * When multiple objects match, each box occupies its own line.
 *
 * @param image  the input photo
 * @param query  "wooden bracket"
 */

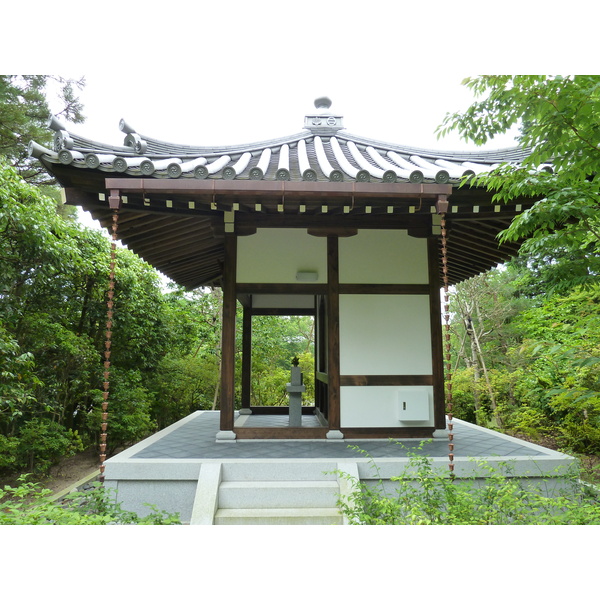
xmin=108 ymin=189 xmax=122 ymax=210
xmin=436 ymin=195 xmax=449 ymax=214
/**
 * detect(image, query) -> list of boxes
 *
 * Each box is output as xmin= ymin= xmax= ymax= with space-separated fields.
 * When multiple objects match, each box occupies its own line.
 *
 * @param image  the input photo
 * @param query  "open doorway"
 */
xmin=249 ymin=314 xmax=315 ymax=408
xmin=235 ymin=292 xmax=331 ymax=436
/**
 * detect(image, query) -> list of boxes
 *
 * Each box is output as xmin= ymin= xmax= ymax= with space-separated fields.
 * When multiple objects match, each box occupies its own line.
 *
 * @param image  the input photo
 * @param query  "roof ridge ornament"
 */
xmin=119 ymin=119 xmax=147 ymax=154
xmin=304 ymin=96 xmax=344 ymax=134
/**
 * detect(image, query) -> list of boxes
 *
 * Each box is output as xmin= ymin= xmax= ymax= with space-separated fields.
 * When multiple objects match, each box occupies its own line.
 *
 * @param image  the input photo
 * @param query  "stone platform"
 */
xmin=103 ymin=411 xmax=575 ymax=524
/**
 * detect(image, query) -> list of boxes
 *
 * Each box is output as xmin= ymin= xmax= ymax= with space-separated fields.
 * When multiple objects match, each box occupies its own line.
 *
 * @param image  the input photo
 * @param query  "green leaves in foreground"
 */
xmin=0 ymin=476 xmax=181 ymax=525
xmin=438 ymin=75 xmax=600 ymax=293
xmin=336 ymin=445 xmax=600 ymax=525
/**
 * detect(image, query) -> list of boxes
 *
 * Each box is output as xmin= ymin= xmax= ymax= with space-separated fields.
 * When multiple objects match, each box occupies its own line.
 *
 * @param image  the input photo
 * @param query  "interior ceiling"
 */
xmin=49 ymin=162 xmax=531 ymax=289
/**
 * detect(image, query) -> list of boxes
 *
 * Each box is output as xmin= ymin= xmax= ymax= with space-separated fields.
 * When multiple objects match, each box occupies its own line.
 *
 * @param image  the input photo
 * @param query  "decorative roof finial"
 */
xmin=314 ymin=96 xmax=332 ymax=111
xmin=304 ymin=97 xmax=344 ymax=134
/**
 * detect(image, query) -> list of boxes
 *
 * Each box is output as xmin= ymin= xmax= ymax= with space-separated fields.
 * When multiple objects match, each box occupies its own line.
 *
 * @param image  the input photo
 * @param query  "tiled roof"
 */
xmin=28 ymin=99 xmax=540 ymax=289
xmin=30 ymin=99 xmax=531 ymax=186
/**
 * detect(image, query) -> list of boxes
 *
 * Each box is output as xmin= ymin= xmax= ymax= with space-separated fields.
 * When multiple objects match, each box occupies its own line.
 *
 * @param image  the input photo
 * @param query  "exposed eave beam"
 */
xmin=105 ymin=178 xmax=452 ymax=200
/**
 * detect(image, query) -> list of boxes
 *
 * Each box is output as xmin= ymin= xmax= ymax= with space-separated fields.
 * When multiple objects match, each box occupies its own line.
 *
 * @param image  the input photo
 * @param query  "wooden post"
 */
xmin=241 ymin=305 xmax=252 ymax=410
xmin=428 ymin=236 xmax=446 ymax=430
xmin=326 ymin=236 xmax=341 ymax=432
xmin=219 ymin=233 xmax=237 ymax=433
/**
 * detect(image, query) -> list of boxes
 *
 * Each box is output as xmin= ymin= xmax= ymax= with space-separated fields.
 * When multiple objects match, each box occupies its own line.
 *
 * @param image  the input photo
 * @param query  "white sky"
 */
xmin=63 ymin=71 xmax=516 ymax=150
xmin=5 ymin=1 xmax=595 ymax=154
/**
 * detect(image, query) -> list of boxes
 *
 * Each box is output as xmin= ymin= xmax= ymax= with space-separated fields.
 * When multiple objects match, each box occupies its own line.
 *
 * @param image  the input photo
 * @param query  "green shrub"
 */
xmin=0 ymin=476 xmax=181 ymax=525
xmin=503 ymin=405 xmax=554 ymax=440
xmin=16 ymin=418 xmax=84 ymax=474
xmin=89 ymin=368 xmax=157 ymax=453
xmin=0 ymin=434 xmax=20 ymax=471
xmin=336 ymin=444 xmax=600 ymax=525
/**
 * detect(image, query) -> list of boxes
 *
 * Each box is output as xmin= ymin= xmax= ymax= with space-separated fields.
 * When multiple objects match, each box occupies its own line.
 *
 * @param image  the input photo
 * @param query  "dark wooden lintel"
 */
xmin=237 ymin=283 xmax=431 ymax=296
xmin=339 ymin=284 xmax=430 ymax=295
xmin=246 ymin=406 xmax=316 ymax=415
xmin=236 ymin=212 xmax=431 ymax=230
xmin=63 ymin=187 xmax=104 ymax=206
xmin=236 ymin=283 xmax=327 ymax=295
xmin=249 ymin=308 xmax=315 ymax=316
xmin=340 ymin=375 xmax=433 ymax=386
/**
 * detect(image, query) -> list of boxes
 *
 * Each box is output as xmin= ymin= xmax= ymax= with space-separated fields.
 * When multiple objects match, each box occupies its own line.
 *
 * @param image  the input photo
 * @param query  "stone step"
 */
xmin=218 ymin=480 xmax=339 ymax=509
xmin=214 ymin=507 xmax=343 ymax=525
xmin=220 ymin=461 xmax=338 ymax=482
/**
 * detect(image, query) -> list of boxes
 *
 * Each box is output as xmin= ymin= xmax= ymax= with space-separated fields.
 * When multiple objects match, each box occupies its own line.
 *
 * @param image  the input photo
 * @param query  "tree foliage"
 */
xmin=0 ymin=75 xmax=85 ymax=184
xmin=250 ymin=315 xmax=315 ymax=406
xmin=0 ymin=160 xmax=202 ymax=470
xmin=437 ymin=76 xmax=600 ymax=460
xmin=447 ymin=269 xmax=600 ymax=456
xmin=438 ymin=75 xmax=600 ymax=293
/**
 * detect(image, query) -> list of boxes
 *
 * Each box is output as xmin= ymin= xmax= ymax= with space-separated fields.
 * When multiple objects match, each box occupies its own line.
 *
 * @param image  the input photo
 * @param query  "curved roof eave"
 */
xmin=31 ymin=122 xmax=532 ymax=187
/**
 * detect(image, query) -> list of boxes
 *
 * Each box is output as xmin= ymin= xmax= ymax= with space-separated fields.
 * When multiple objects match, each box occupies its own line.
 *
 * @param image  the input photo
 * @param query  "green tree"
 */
xmin=0 ymin=75 xmax=85 ymax=185
xmin=449 ymin=268 xmax=532 ymax=426
xmin=0 ymin=160 xmax=217 ymax=471
xmin=438 ymin=75 xmax=600 ymax=293
xmin=509 ymin=285 xmax=600 ymax=452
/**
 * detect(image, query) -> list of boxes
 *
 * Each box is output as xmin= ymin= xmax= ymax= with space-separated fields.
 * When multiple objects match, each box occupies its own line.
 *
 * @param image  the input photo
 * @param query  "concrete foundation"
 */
xmin=102 ymin=411 xmax=577 ymax=524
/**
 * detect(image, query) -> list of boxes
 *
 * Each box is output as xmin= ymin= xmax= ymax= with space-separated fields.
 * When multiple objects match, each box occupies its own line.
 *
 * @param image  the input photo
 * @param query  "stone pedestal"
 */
xmin=216 ymin=430 xmax=237 ymax=442
xmin=286 ymin=365 xmax=305 ymax=427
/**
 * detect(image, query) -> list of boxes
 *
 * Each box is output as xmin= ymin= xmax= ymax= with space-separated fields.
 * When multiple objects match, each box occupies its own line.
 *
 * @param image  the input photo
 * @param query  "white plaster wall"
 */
xmin=237 ymin=229 xmax=327 ymax=284
xmin=339 ymin=295 xmax=432 ymax=375
xmin=340 ymin=294 xmax=433 ymax=429
xmin=339 ymin=230 xmax=428 ymax=284
xmin=340 ymin=386 xmax=434 ymax=428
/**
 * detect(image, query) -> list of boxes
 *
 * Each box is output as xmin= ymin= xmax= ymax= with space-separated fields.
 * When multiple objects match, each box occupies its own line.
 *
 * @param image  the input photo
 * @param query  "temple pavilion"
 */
xmin=30 ymin=97 xmax=535 ymax=444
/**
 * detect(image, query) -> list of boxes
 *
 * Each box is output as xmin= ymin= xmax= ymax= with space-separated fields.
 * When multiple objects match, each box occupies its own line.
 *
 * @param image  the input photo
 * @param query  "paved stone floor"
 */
xmin=131 ymin=411 xmax=552 ymax=461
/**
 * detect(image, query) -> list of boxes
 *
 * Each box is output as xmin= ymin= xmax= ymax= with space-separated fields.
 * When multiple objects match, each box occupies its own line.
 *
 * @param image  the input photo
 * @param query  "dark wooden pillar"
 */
xmin=327 ymin=236 xmax=341 ymax=431
xmin=428 ymin=236 xmax=446 ymax=429
xmin=241 ymin=304 xmax=252 ymax=410
xmin=220 ymin=233 xmax=237 ymax=432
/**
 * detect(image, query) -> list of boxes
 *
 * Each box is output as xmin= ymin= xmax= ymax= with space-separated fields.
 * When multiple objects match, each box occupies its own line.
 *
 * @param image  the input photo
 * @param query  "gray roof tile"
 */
xmin=31 ymin=99 xmax=532 ymax=186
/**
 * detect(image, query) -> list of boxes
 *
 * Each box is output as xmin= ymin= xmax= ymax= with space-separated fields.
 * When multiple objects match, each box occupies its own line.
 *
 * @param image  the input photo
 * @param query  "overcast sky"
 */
xmin=6 ymin=1 xmax=595 ymax=154
xmin=60 ymin=71 xmax=517 ymax=151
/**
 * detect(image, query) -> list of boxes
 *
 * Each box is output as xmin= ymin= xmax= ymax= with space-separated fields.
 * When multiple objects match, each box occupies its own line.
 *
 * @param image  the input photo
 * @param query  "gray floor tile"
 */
xmin=131 ymin=411 xmax=551 ymax=461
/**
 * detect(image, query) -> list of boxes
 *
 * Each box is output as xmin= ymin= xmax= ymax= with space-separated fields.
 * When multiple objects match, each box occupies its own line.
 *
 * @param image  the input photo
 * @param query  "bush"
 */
xmin=15 ymin=418 xmax=84 ymax=474
xmin=0 ymin=434 xmax=20 ymax=472
xmin=89 ymin=368 xmax=157 ymax=454
xmin=0 ymin=476 xmax=181 ymax=525
xmin=149 ymin=353 xmax=219 ymax=429
xmin=336 ymin=444 xmax=600 ymax=525
xmin=503 ymin=405 xmax=555 ymax=441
